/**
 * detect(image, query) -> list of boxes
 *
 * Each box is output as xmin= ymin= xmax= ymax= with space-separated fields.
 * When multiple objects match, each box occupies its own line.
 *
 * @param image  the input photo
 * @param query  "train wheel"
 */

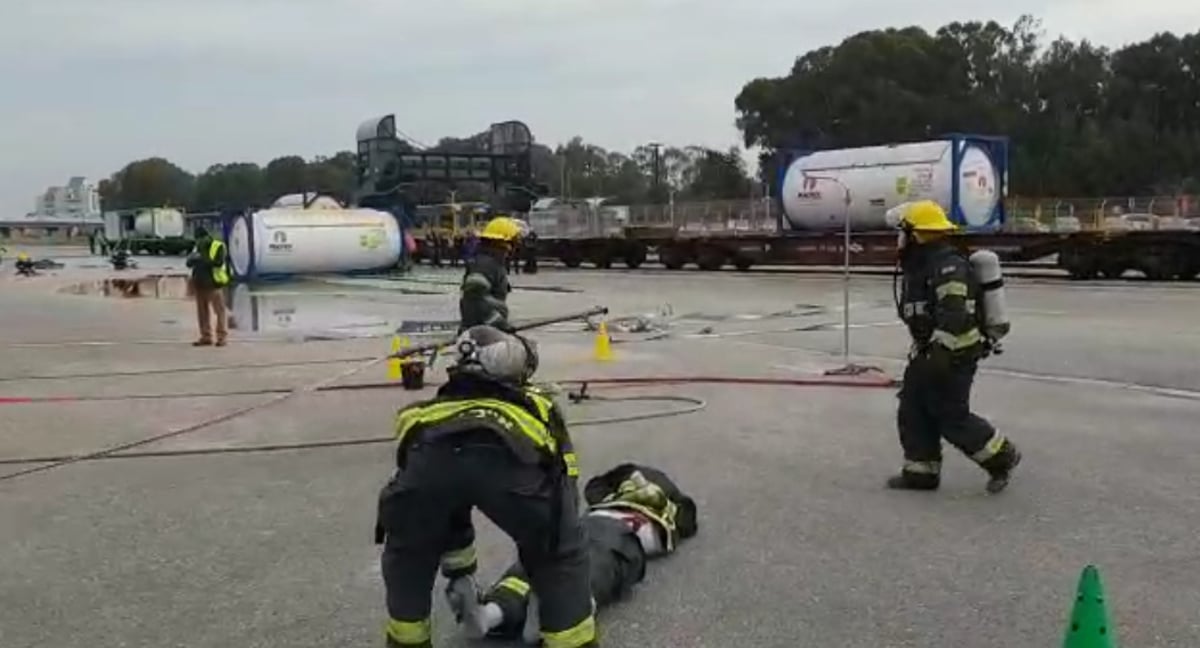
xmin=623 ymin=244 xmax=647 ymax=269
xmin=696 ymin=246 xmax=726 ymax=271
xmin=659 ymin=246 xmax=687 ymax=270
xmin=733 ymin=256 xmax=754 ymax=271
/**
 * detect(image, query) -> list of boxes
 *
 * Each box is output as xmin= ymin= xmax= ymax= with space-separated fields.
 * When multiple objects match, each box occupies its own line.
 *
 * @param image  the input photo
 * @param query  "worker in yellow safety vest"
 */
xmin=375 ymin=325 xmax=597 ymax=648
xmin=888 ymin=200 xmax=1022 ymax=493
xmin=185 ymin=226 xmax=230 ymax=347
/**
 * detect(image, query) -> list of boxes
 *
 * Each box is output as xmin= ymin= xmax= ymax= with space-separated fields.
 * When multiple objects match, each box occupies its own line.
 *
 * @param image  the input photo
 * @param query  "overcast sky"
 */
xmin=2 ymin=0 xmax=1197 ymax=217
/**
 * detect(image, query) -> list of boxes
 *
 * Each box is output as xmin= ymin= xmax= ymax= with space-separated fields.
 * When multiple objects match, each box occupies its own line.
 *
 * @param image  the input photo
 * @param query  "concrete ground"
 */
xmin=2 ymin=247 xmax=1199 ymax=647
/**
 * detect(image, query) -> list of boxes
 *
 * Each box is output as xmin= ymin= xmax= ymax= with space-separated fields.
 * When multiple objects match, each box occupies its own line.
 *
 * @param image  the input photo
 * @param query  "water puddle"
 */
xmin=59 ymin=275 xmax=195 ymax=299
xmin=60 ymin=275 xmax=460 ymax=339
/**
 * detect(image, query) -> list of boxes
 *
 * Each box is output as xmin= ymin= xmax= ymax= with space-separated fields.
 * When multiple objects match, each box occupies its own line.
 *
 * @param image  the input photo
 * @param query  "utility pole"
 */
xmin=648 ymin=142 xmax=663 ymax=204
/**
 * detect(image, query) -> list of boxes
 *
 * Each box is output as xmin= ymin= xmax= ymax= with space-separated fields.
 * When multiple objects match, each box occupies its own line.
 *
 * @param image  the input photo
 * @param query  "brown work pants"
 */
xmin=194 ymin=286 xmax=228 ymax=343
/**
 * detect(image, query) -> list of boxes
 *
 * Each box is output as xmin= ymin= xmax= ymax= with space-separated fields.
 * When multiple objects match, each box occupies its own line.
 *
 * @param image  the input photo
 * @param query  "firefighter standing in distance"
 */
xmin=459 ymin=216 xmax=522 ymax=333
xmin=375 ymin=325 xmax=597 ymax=648
xmin=889 ymin=200 xmax=1021 ymax=493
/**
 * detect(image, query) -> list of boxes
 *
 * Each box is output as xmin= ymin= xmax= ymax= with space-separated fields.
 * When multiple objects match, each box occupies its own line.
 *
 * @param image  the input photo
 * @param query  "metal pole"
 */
xmin=804 ymin=173 xmax=854 ymax=365
xmin=841 ymin=184 xmax=851 ymax=365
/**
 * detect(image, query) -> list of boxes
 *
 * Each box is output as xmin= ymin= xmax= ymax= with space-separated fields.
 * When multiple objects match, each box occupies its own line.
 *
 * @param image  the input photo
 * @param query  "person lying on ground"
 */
xmin=449 ymin=462 xmax=699 ymax=644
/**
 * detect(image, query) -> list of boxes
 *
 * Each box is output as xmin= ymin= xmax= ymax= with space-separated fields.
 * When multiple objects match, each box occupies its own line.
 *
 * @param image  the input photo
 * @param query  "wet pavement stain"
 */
xmin=59 ymin=275 xmax=194 ymax=299
xmin=61 ymin=275 xmax=461 ymax=339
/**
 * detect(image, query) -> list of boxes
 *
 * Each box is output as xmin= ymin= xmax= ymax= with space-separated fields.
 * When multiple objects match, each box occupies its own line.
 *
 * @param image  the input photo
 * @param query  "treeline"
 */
xmin=97 ymin=135 xmax=757 ymax=213
xmin=735 ymin=16 xmax=1200 ymax=197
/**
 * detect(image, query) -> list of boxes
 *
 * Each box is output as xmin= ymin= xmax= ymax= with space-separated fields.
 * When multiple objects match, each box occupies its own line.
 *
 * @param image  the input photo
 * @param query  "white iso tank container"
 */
xmin=227 ymin=208 xmax=402 ymax=279
xmin=780 ymin=138 xmax=1005 ymax=232
xmin=271 ymin=193 xmax=345 ymax=210
xmin=133 ymin=208 xmax=186 ymax=238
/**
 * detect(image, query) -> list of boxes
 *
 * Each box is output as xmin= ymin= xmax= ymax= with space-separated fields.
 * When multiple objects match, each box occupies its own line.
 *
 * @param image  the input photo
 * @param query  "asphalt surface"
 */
xmin=2 ymin=246 xmax=1199 ymax=647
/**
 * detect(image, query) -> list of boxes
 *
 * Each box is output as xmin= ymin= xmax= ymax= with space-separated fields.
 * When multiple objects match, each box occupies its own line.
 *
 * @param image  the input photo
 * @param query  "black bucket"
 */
xmin=400 ymin=360 xmax=426 ymax=390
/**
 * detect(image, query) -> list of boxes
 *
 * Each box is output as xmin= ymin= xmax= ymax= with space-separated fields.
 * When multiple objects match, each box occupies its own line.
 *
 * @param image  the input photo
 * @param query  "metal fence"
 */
xmin=541 ymin=195 xmax=1200 ymax=238
xmin=1004 ymin=196 xmax=1200 ymax=232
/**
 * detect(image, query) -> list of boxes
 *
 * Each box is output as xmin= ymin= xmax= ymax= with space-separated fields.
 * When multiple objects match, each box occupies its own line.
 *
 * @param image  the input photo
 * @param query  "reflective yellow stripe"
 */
xmin=591 ymin=498 xmax=678 ymax=551
xmin=385 ymin=618 xmax=431 ymax=645
xmin=527 ymin=391 xmax=554 ymax=422
xmin=904 ymin=460 xmax=941 ymax=475
xmin=931 ymin=327 xmax=983 ymax=350
xmin=440 ymin=544 xmax=477 ymax=571
xmin=971 ymin=434 xmax=1008 ymax=462
xmin=209 ymin=240 xmax=230 ymax=286
xmin=541 ymin=614 xmax=597 ymax=648
xmin=497 ymin=576 xmax=530 ymax=597
xmin=935 ymin=280 xmax=969 ymax=299
xmin=562 ymin=452 xmax=579 ymax=477
xmin=394 ymin=399 xmax=555 ymax=453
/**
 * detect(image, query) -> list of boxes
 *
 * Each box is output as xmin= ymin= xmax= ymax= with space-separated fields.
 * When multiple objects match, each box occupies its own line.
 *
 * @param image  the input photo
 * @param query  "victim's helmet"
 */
xmin=452 ymin=325 xmax=539 ymax=384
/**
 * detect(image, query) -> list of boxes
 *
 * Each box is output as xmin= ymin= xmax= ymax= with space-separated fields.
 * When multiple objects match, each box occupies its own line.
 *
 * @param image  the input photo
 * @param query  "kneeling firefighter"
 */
xmin=375 ymin=325 xmax=597 ymax=648
xmin=466 ymin=463 xmax=699 ymax=643
xmin=459 ymin=216 xmax=523 ymax=333
xmin=888 ymin=200 xmax=1021 ymax=493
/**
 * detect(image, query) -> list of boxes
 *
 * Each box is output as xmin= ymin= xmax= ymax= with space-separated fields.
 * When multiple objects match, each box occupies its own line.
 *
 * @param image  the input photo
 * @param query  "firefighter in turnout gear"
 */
xmin=459 ymin=216 xmax=523 ymax=333
xmin=889 ymin=201 xmax=1022 ymax=493
xmin=375 ymin=325 xmax=597 ymax=648
xmin=464 ymin=463 xmax=699 ymax=644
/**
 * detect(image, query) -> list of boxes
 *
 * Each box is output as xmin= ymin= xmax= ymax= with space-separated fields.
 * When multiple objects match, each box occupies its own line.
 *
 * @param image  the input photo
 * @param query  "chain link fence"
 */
xmin=532 ymin=195 xmax=1200 ymax=238
xmin=1004 ymin=196 xmax=1200 ymax=232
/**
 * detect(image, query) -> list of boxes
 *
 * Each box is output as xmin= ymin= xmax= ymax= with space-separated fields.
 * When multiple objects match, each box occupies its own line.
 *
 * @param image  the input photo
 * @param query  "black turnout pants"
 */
xmin=378 ymin=436 xmax=592 ymax=645
xmin=898 ymin=353 xmax=997 ymax=465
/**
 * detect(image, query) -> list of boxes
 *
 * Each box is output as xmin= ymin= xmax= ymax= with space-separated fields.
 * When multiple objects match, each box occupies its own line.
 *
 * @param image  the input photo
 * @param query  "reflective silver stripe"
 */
xmin=971 ymin=434 xmax=1008 ymax=462
xmin=463 ymin=273 xmax=491 ymax=291
xmin=935 ymin=280 xmax=969 ymax=299
xmin=483 ymin=311 xmax=503 ymax=325
xmin=441 ymin=545 xmax=477 ymax=571
xmin=931 ymin=327 xmax=982 ymax=350
xmin=904 ymin=460 xmax=941 ymax=475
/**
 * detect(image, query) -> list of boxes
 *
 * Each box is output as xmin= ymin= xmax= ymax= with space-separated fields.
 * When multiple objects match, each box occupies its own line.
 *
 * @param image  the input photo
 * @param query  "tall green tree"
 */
xmin=99 ymin=158 xmax=195 ymax=211
xmin=193 ymin=162 xmax=265 ymax=211
xmin=734 ymin=17 xmax=1200 ymax=196
xmin=263 ymin=155 xmax=309 ymax=202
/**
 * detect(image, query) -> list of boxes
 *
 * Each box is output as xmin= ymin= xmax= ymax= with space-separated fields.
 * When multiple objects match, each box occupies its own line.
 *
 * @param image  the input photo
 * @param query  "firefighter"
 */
xmin=459 ymin=216 xmax=522 ymax=333
xmin=889 ymin=200 xmax=1021 ymax=494
xmin=376 ymin=325 xmax=597 ymax=648
xmin=463 ymin=463 xmax=698 ymax=643
xmin=15 ymin=252 xmax=37 ymax=277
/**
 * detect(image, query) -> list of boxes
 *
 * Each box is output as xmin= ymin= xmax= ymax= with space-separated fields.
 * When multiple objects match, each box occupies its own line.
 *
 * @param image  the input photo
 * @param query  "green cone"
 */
xmin=1063 ymin=565 xmax=1118 ymax=648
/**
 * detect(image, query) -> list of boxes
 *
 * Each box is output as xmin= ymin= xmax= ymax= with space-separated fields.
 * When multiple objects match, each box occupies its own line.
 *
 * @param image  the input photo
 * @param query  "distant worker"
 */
xmin=889 ymin=200 xmax=1021 ymax=493
xmin=375 ymin=325 xmax=597 ymax=648
xmin=461 ymin=463 xmax=698 ymax=643
xmin=459 ymin=217 xmax=521 ymax=333
xmin=185 ymin=227 xmax=231 ymax=347
xmin=430 ymin=231 xmax=444 ymax=268
xmin=523 ymin=230 xmax=539 ymax=274
xmin=15 ymin=252 xmax=36 ymax=277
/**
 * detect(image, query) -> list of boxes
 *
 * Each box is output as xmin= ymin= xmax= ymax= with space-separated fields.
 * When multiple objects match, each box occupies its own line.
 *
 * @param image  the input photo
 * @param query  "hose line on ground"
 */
xmin=0 ymin=373 xmax=896 ymax=405
xmin=0 ymin=394 xmax=706 ymax=469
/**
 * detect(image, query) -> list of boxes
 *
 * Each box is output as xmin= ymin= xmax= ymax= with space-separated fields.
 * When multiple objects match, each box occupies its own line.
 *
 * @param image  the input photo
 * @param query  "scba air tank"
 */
xmin=968 ymin=249 xmax=1010 ymax=341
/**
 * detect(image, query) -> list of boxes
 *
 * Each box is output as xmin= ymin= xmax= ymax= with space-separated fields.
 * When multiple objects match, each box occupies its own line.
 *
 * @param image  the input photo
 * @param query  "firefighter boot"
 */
xmin=886 ymin=461 xmax=941 ymax=491
xmin=886 ymin=472 xmax=940 ymax=491
xmin=980 ymin=440 xmax=1022 ymax=494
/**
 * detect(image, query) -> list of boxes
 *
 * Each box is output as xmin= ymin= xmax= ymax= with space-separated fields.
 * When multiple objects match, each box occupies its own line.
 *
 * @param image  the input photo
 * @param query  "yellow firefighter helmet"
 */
xmin=479 ymin=216 xmax=523 ymax=242
xmin=899 ymin=200 xmax=958 ymax=232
